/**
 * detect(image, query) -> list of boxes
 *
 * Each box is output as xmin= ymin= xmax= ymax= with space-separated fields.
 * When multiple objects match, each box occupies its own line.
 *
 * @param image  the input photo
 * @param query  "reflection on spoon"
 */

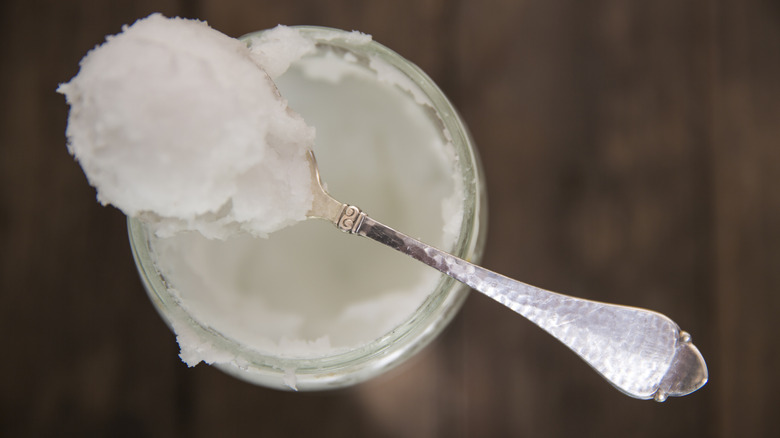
xmin=305 ymin=151 xmax=707 ymax=401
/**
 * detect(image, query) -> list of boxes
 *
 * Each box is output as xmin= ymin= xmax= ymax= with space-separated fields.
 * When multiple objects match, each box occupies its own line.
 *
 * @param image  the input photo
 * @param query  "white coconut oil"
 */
xmin=129 ymin=26 xmax=486 ymax=390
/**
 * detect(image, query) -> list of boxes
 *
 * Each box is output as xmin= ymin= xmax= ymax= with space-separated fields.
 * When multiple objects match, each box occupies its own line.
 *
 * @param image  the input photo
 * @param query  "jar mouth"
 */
xmin=128 ymin=26 xmax=486 ymax=390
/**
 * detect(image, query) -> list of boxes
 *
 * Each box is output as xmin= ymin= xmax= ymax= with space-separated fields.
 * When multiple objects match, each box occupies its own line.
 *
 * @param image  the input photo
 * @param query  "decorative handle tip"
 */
xmin=653 ymin=332 xmax=708 ymax=402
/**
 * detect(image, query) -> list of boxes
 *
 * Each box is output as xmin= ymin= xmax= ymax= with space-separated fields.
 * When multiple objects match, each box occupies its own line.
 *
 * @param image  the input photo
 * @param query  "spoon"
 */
xmin=305 ymin=150 xmax=707 ymax=401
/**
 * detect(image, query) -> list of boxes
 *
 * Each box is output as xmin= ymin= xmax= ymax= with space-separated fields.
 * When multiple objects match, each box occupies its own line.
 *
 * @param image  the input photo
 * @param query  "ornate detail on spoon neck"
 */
xmin=337 ymin=204 xmax=366 ymax=234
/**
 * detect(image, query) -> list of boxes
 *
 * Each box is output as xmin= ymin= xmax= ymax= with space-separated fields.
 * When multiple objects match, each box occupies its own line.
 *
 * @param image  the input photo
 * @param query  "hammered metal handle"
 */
xmin=304 ymin=151 xmax=707 ymax=400
xmin=352 ymin=211 xmax=707 ymax=401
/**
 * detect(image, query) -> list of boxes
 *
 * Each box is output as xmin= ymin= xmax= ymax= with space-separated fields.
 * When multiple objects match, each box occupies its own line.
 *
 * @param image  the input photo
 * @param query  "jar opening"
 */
xmin=129 ymin=26 xmax=486 ymax=390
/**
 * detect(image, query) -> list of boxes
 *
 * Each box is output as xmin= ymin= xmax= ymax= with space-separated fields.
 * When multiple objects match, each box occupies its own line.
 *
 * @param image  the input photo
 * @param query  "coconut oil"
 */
xmin=129 ymin=26 xmax=486 ymax=390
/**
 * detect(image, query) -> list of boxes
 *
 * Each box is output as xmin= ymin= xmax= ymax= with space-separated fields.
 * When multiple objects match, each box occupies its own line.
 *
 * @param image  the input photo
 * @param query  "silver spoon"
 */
xmin=305 ymin=151 xmax=707 ymax=401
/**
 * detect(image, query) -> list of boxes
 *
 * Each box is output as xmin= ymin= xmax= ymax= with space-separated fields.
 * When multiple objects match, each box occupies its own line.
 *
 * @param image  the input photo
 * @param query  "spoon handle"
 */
xmin=339 ymin=205 xmax=707 ymax=401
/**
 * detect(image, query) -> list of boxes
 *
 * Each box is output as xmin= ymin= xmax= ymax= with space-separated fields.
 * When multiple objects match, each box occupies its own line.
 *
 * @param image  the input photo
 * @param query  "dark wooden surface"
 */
xmin=2 ymin=0 xmax=778 ymax=436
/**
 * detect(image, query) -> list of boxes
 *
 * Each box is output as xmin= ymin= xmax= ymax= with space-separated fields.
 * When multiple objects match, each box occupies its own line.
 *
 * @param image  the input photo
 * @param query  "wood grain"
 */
xmin=1 ymin=0 xmax=777 ymax=436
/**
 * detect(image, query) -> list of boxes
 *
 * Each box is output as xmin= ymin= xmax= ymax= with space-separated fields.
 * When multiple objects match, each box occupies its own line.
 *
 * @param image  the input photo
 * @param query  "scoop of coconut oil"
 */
xmin=58 ymin=14 xmax=316 ymax=240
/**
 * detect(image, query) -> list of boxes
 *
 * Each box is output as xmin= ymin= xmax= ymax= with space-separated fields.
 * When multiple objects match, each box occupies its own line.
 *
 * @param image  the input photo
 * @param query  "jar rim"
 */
xmin=128 ymin=25 xmax=486 ymax=390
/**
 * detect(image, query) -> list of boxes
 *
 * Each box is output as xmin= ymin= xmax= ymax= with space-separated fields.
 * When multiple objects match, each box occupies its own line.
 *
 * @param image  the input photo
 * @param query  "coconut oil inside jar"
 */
xmin=131 ymin=27 xmax=485 ymax=390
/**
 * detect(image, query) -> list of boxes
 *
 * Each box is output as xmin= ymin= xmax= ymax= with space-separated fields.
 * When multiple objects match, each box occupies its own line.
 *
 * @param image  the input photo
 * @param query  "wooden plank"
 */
xmin=451 ymin=1 xmax=716 ymax=436
xmin=2 ymin=0 xmax=778 ymax=436
xmin=711 ymin=0 xmax=780 ymax=436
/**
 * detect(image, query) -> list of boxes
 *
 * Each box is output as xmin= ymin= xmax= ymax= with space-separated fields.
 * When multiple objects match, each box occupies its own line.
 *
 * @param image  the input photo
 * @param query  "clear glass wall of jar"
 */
xmin=128 ymin=26 xmax=487 ymax=390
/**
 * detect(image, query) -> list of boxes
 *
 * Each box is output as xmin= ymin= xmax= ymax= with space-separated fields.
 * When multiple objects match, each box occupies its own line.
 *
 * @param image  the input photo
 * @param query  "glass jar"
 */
xmin=128 ymin=26 xmax=487 ymax=390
